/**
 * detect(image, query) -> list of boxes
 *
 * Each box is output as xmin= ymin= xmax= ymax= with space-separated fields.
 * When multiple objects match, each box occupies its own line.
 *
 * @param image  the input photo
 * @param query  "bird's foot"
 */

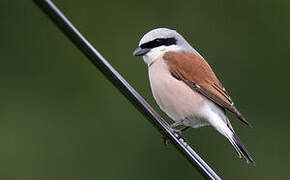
xmin=163 ymin=127 xmax=189 ymax=147
xmin=172 ymin=128 xmax=186 ymax=139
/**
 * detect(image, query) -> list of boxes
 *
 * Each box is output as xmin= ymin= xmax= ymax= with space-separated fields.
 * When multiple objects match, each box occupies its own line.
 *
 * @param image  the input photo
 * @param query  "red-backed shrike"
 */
xmin=133 ymin=28 xmax=254 ymax=164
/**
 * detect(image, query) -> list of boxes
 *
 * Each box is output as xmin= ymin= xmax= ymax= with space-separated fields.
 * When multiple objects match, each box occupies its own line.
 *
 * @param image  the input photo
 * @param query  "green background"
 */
xmin=1 ymin=0 xmax=289 ymax=179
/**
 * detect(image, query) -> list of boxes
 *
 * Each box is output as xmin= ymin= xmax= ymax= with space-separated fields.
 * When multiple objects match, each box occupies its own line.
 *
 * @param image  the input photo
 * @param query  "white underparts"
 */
xmin=148 ymin=56 xmax=205 ymax=126
xmin=143 ymin=45 xmax=180 ymax=65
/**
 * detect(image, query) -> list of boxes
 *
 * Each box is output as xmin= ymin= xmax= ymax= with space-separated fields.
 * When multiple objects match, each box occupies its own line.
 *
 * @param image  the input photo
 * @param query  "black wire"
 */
xmin=33 ymin=1 xmax=222 ymax=179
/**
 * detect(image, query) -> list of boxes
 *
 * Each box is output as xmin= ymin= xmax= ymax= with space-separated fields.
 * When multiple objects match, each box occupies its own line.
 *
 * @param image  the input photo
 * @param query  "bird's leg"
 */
xmin=171 ymin=127 xmax=186 ymax=140
xmin=163 ymin=128 xmax=187 ymax=147
xmin=170 ymin=120 xmax=187 ymax=138
xmin=164 ymin=120 xmax=188 ymax=147
xmin=178 ymin=117 xmax=191 ymax=133
xmin=170 ymin=121 xmax=184 ymax=128
xmin=180 ymin=126 xmax=190 ymax=132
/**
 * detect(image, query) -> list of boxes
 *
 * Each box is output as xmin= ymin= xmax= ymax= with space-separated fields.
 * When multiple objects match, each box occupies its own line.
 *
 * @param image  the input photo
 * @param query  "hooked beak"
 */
xmin=133 ymin=47 xmax=150 ymax=56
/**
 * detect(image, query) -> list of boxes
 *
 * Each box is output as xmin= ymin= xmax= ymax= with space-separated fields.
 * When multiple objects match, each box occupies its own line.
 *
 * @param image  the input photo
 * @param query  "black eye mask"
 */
xmin=140 ymin=37 xmax=177 ymax=49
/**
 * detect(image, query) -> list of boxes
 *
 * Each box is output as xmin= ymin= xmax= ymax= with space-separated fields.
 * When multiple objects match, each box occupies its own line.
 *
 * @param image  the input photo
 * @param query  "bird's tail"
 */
xmin=227 ymin=131 xmax=255 ymax=165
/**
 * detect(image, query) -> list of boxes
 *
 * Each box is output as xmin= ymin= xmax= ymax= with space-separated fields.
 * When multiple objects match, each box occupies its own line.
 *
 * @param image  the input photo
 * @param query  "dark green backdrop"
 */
xmin=1 ymin=0 xmax=289 ymax=179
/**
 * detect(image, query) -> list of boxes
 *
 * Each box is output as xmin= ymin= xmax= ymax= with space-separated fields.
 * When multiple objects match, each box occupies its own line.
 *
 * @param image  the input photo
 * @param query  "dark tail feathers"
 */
xmin=232 ymin=133 xmax=255 ymax=165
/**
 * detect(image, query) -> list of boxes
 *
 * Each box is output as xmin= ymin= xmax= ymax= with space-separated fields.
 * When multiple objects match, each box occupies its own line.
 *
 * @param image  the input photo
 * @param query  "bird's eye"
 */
xmin=154 ymin=39 xmax=163 ymax=46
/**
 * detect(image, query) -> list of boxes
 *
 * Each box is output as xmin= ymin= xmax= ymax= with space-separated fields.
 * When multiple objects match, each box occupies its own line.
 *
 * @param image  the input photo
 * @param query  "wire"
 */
xmin=33 ymin=0 xmax=222 ymax=179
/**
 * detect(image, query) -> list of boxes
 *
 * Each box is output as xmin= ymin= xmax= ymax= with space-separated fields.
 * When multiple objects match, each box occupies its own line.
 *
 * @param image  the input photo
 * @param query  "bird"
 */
xmin=133 ymin=28 xmax=254 ymax=164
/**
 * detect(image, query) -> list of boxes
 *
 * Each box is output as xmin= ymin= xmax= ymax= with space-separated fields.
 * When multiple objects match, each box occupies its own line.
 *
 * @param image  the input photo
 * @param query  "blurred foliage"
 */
xmin=0 ymin=0 xmax=290 ymax=179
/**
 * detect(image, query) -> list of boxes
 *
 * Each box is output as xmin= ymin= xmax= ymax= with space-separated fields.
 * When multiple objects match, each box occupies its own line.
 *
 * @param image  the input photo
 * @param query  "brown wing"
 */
xmin=163 ymin=51 xmax=249 ymax=126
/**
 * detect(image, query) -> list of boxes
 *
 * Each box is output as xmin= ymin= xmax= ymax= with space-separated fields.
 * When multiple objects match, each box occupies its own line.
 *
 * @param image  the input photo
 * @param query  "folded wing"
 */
xmin=163 ymin=51 xmax=249 ymax=126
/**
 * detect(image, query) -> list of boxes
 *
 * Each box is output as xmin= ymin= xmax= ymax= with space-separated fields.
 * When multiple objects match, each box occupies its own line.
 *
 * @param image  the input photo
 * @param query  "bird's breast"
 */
xmin=148 ymin=56 xmax=205 ymax=122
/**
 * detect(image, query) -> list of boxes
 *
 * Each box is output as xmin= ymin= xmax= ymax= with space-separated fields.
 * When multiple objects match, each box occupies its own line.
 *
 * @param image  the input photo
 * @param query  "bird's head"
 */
xmin=133 ymin=28 xmax=194 ymax=65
